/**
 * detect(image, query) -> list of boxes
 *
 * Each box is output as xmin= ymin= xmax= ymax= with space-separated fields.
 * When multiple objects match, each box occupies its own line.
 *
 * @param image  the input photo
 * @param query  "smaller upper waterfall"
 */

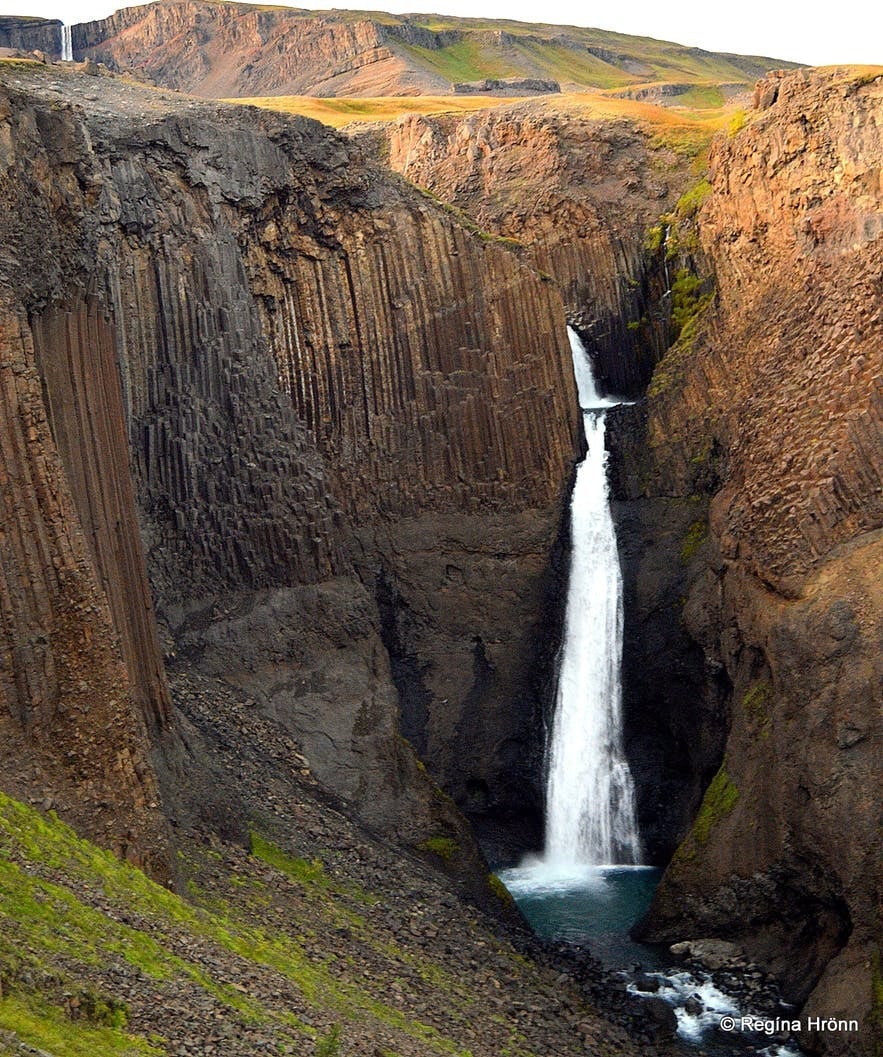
xmin=61 ymin=25 xmax=73 ymax=62
xmin=543 ymin=327 xmax=641 ymax=867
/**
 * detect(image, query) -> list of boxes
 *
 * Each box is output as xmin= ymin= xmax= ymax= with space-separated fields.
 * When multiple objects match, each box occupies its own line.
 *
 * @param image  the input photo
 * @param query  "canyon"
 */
xmin=0 ymin=6 xmax=879 ymax=1057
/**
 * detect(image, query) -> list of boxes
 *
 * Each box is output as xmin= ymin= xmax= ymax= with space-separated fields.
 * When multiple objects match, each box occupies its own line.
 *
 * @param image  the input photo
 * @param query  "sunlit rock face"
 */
xmin=632 ymin=68 xmax=883 ymax=1055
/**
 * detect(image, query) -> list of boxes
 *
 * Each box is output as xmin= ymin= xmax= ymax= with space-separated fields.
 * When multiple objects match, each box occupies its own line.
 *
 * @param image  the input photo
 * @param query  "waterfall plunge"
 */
xmin=543 ymin=328 xmax=641 ymax=867
xmin=61 ymin=24 xmax=73 ymax=62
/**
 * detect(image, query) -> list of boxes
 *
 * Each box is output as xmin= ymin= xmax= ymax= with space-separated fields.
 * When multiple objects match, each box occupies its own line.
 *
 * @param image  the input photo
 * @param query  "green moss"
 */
xmin=727 ymin=109 xmax=748 ymax=136
xmin=670 ymin=268 xmax=713 ymax=343
xmin=680 ymin=519 xmax=707 ymax=562
xmin=418 ymin=837 xmax=460 ymax=861
xmin=0 ymin=991 xmax=160 ymax=1057
xmin=250 ymin=832 xmax=328 ymax=886
xmin=487 ymin=874 xmax=514 ymax=907
xmin=316 ymin=1022 xmax=342 ymax=1057
xmin=674 ymin=178 xmax=713 ymax=219
xmin=692 ymin=763 xmax=740 ymax=845
xmin=742 ymin=680 xmax=772 ymax=731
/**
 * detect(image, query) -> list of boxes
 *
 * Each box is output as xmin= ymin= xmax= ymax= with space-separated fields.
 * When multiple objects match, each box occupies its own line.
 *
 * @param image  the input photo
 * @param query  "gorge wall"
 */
xmin=0 ymin=64 xmax=579 ymax=879
xmin=627 ymin=68 xmax=882 ymax=1054
xmin=376 ymin=62 xmax=882 ymax=1049
xmin=364 ymin=99 xmax=694 ymax=394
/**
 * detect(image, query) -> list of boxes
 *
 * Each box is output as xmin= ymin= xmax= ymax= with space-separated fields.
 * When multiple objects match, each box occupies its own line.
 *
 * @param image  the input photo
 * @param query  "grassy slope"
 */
xmin=232 ymin=93 xmax=521 ymax=125
xmin=0 ymin=792 xmax=450 ymax=1054
xmin=0 ymin=791 xmax=593 ymax=1057
xmin=231 ymin=88 xmax=734 ymax=153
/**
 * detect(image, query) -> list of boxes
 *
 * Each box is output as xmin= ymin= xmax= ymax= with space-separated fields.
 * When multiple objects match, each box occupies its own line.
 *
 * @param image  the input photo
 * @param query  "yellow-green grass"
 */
xmin=228 ymin=93 xmax=518 ymax=126
xmin=0 ymin=792 xmax=508 ymax=1056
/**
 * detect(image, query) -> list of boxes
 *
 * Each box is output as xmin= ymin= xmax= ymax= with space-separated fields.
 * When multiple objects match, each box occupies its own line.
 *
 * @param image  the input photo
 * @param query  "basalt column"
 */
xmin=0 ymin=303 xmax=171 ymax=877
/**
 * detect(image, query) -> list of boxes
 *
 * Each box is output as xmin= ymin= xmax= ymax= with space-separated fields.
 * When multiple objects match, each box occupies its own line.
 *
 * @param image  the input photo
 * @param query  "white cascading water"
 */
xmin=61 ymin=24 xmax=73 ymax=62
xmin=543 ymin=327 xmax=641 ymax=867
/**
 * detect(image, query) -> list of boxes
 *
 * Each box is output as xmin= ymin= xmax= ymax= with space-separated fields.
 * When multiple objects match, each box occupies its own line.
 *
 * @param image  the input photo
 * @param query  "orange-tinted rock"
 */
xmin=636 ymin=68 xmax=883 ymax=1050
xmin=363 ymin=101 xmax=692 ymax=393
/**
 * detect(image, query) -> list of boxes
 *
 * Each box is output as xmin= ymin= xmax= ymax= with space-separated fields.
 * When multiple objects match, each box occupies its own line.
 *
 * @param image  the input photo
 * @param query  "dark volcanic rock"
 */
xmin=453 ymin=77 xmax=561 ymax=94
xmin=0 ymin=16 xmax=62 ymax=57
xmin=0 ymin=65 xmax=578 ymax=881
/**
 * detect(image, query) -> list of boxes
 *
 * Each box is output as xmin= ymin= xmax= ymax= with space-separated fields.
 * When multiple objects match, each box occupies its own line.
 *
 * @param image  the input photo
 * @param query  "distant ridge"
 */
xmin=71 ymin=0 xmax=803 ymax=98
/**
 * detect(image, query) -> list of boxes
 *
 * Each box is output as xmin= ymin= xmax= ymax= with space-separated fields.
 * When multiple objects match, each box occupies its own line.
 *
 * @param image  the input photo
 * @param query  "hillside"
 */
xmin=70 ymin=0 xmax=802 ymax=98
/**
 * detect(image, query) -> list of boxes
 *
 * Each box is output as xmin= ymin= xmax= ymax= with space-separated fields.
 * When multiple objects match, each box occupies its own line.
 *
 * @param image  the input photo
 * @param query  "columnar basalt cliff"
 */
xmin=628 ymin=68 xmax=883 ymax=1054
xmin=0 ymin=65 xmax=579 ymax=875
xmin=363 ymin=100 xmax=695 ymax=395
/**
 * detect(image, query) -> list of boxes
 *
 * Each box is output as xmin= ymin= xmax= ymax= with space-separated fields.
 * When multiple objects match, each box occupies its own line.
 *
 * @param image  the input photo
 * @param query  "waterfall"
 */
xmin=543 ymin=327 xmax=641 ymax=866
xmin=61 ymin=24 xmax=73 ymax=62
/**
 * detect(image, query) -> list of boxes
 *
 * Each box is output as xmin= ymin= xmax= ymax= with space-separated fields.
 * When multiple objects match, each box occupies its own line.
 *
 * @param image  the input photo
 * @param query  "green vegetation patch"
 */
xmin=250 ymin=831 xmax=329 ymax=886
xmin=0 ymin=990 xmax=160 ymax=1057
xmin=399 ymin=38 xmax=516 ymax=84
xmin=418 ymin=837 xmax=460 ymax=861
xmin=692 ymin=763 xmax=740 ymax=845
xmin=487 ymin=874 xmax=514 ymax=907
xmin=676 ymin=84 xmax=725 ymax=110
xmin=675 ymin=177 xmax=713 ymax=219
xmin=681 ymin=518 xmax=708 ymax=562
xmin=670 ymin=268 xmax=713 ymax=343
xmin=742 ymin=680 xmax=772 ymax=732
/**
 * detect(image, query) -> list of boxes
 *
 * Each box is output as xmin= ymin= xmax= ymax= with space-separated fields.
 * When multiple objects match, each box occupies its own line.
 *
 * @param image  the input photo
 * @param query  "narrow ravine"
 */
xmin=498 ymin=327 xmax=804 ymax=1057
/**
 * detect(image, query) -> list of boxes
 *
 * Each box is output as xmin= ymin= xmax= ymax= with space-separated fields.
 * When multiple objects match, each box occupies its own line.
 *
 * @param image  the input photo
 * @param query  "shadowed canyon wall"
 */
xmin=0 ymin=66 xmax=579 ymax=875
xmin=0 ymin=17 xmax=62 ymax=57
xmin=627 ymin=68 xmax=882 ymax=1054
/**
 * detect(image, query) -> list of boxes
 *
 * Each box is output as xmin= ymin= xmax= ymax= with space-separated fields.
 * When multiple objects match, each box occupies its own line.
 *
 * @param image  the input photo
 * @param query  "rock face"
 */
xmin=0 ymin=16 xmax=62 ymax=57
xmin=452 ymin=78 xmax=561 ymax=95
xmin=0 ymin=65 xmax=578 ymax=876
xmin=74 ymin=2 xmax=443 ymax=97
xmin=632 ymin=68 xmax=883 ymax=1054
xmin=70 ymin=0 xmax=798 ymax=100
xmin=364 ymin=99 xmax=692 ymax=396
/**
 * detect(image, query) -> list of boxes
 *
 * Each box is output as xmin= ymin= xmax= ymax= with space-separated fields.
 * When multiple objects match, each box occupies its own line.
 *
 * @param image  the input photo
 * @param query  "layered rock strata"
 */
xmin=0 ymin=66 xmax=579 ymax=874
xmin=71 ymin=0 xmax=796 ymax=100
xmin=633 ymin=68 xmax=883 ymax=1055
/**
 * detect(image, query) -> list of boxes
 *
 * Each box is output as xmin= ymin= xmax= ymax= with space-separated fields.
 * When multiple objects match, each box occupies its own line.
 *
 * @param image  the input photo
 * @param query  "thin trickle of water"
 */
xmin=543 ymin=327 xmax=640 ymax=867
xmin=61 ymin=24 xmax=73 ymax=62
